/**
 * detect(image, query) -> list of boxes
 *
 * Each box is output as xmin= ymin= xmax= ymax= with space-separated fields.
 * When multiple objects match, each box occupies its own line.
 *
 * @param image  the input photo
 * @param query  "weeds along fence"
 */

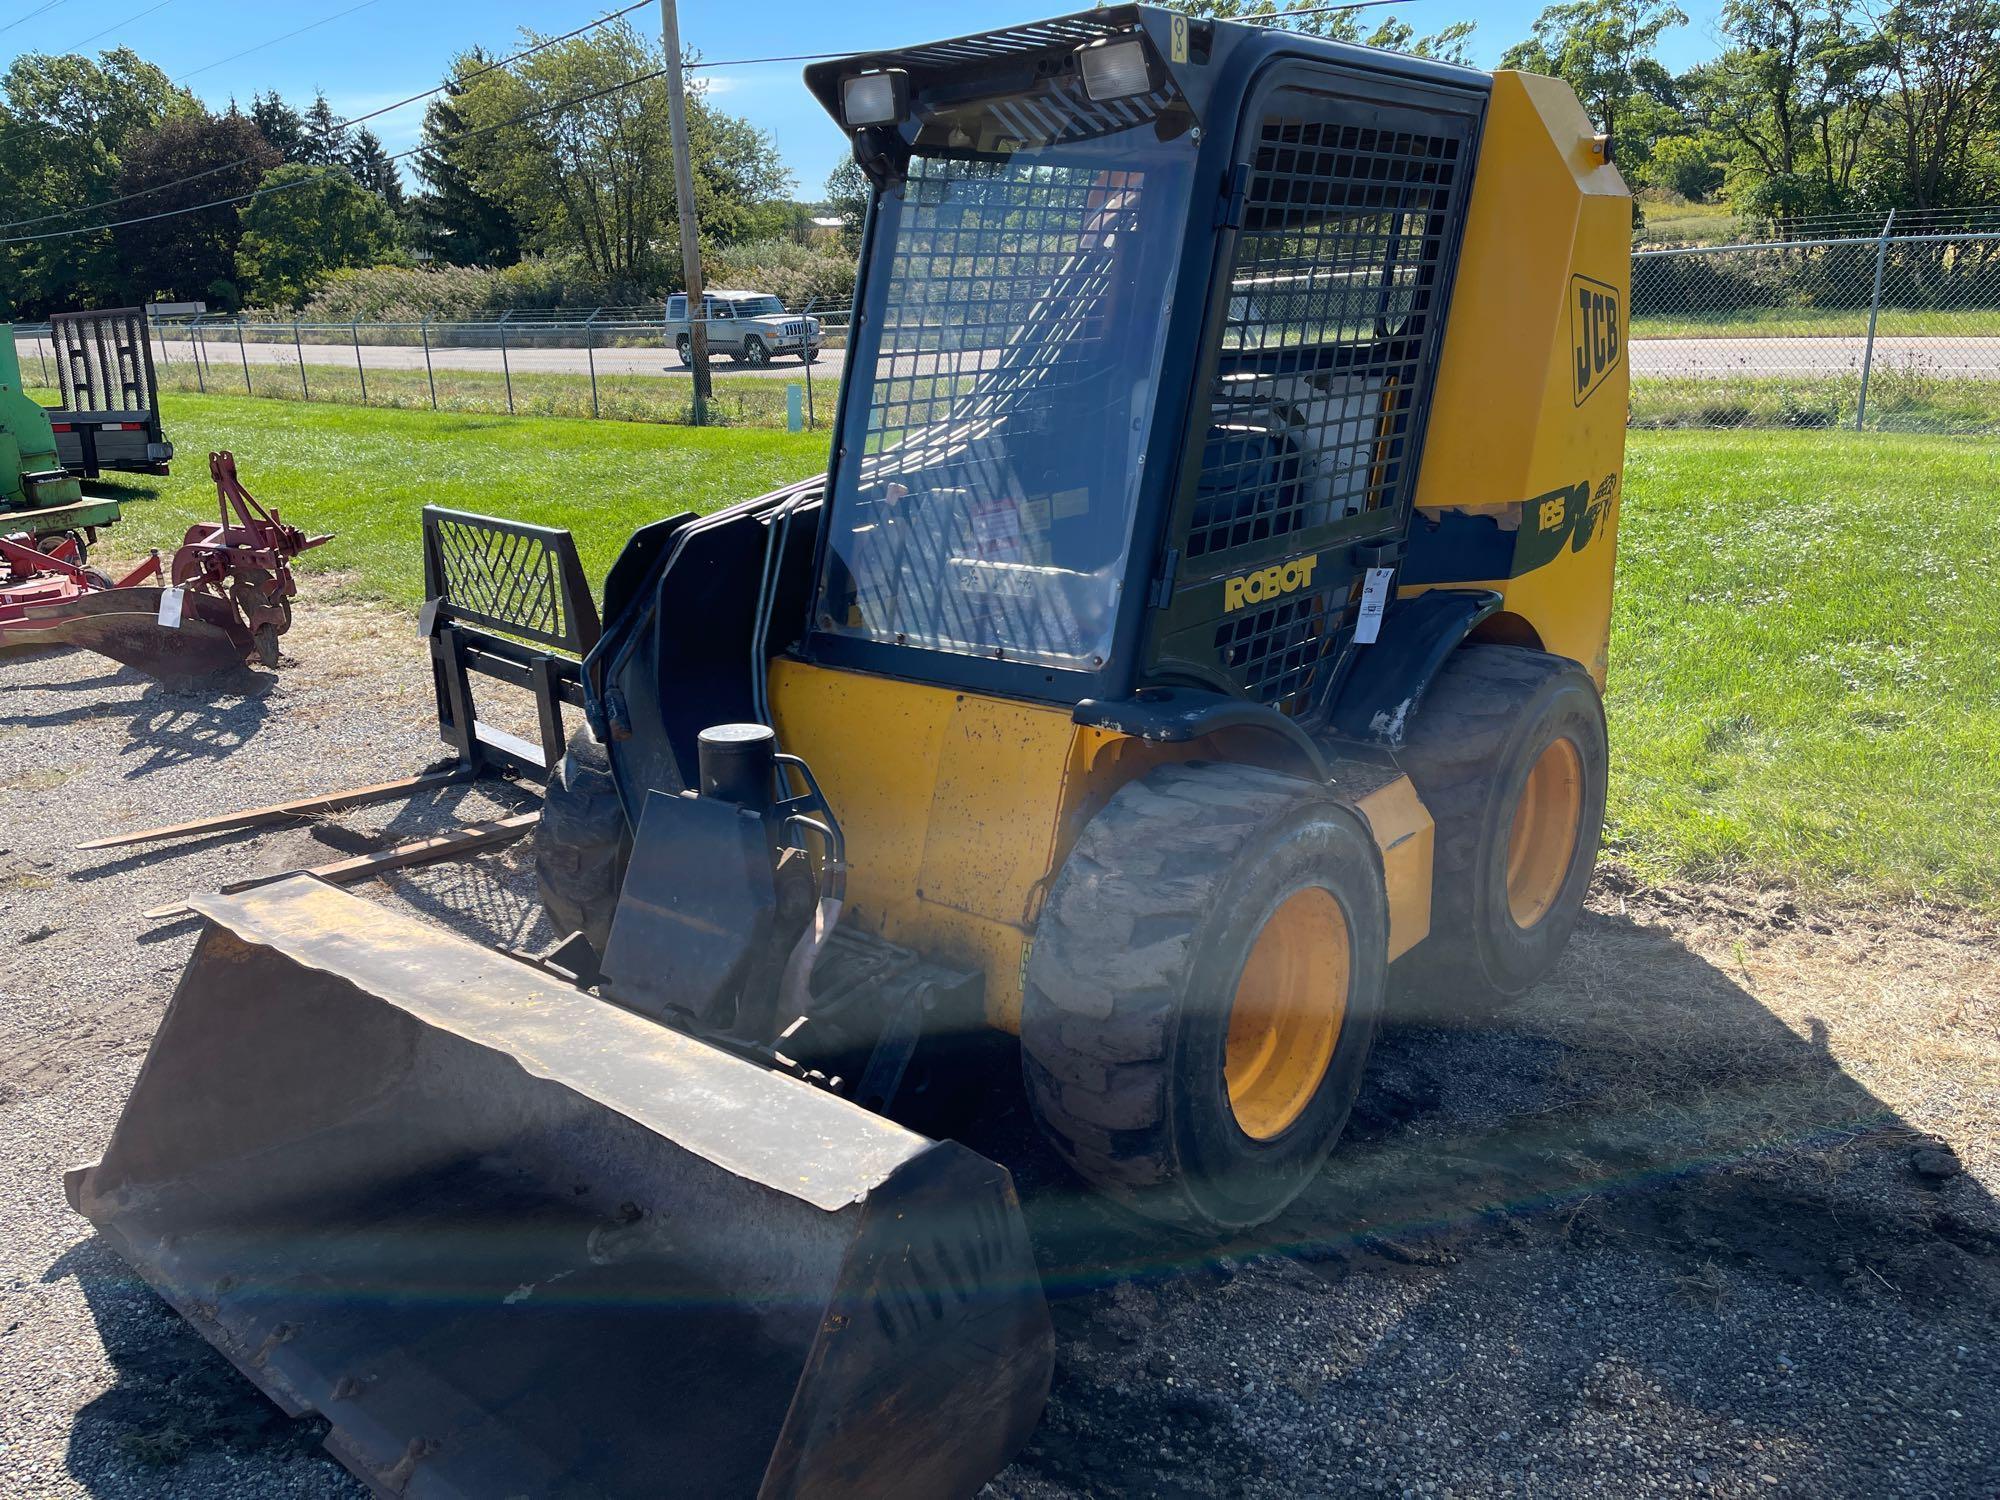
xmin=1631 ymin=227 xmax=2000 ymax=434
xmin=13 ymin=230 xmax=2000 ymax=435
xmin=13 ymin=306 xmax=854 ymax=431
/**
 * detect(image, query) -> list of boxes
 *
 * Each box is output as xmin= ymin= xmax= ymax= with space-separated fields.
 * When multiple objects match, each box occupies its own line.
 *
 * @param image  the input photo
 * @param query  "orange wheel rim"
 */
xmin=1224 ymin=887 xmax=1349 ymax=1141
xmin=1506 ymin=737 xmax=1584 ymax=928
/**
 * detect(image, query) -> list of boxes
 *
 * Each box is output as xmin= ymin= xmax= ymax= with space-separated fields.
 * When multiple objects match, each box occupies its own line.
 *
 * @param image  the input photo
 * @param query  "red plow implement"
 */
xmin=0 ymin=451 xmax=328 ymax=679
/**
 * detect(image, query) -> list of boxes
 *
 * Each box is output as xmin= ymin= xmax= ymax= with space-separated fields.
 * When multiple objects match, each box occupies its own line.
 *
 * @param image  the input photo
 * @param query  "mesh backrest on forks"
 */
xmin=421 ymin=508 xmax=601 ymax=656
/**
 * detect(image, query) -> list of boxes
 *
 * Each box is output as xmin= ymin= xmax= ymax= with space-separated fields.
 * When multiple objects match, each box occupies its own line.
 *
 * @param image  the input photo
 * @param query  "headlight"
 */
xmin=1079 ymin=35 xmax=1155 ymax=102
xmin=841 ymin=70 xmax=908 ymax=128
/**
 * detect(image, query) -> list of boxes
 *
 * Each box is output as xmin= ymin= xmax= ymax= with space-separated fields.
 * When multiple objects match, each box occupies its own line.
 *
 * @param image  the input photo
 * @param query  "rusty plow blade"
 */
xmin=66 ymin=877 xmax=1052 ymax=1498
xmin=14 ymin=585 xmax=252 ymax=679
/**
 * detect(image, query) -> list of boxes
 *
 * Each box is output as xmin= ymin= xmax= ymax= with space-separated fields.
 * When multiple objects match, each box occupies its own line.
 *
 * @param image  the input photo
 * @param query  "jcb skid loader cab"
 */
xmin=69 ymin=8 xmax=1629 ymax=1496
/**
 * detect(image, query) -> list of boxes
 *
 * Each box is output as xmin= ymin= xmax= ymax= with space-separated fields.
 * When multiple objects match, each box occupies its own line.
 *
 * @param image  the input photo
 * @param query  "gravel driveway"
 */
xmin=2 ymin=606 xmax=1995 ymax=1498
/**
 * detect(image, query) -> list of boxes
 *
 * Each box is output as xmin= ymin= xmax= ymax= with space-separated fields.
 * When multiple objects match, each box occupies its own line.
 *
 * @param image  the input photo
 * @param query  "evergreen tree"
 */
xmin=346 ymin=125 xmax=404 ymax=213
xmin=410 ymin=51 xmax=524 ymax=265
xmin=250 ymin=90 xmax=308 ymax=162
xmin=299 ymin=91 xmax=348 ymax=168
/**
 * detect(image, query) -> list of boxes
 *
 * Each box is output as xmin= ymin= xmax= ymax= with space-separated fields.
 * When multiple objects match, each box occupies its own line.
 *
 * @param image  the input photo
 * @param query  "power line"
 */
xmin=0 ymin=0 xmax=72 ymax=36
xmin=2 ymin=0 xmax=654 ymax=232
xmin=174 ymin=0 xmax=388 ymax=82
xmin=69 ymin=0 xmax=178 ymax=50
xmin=2 ymin=61 xmax=673 ymax=245
xmin=685 ymin=50 xmax=848 ymax=68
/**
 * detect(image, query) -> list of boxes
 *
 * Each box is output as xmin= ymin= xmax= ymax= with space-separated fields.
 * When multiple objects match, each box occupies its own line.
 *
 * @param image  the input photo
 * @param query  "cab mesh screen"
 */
xmin=1196 ymin=107 xmax=1466 ymax=714
xmin=859 ymin=154 xmax=1130 ymax=473
xmin=837 ymin=153 xmax=1151 ymax=667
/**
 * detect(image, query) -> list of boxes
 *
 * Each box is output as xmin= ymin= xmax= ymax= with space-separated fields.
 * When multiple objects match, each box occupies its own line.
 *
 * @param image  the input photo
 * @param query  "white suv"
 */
xmin=666 ymin=290 xmax=822 ymax=367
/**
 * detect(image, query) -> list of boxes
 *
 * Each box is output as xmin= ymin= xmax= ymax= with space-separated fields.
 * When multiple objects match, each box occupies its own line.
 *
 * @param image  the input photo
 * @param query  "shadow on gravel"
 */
xmin=44 ymin=1240 xmax=357 ymax=1497
xmin=117 ymin=676 xmax=276 ymax=777
xmin=45 ymin=872 xmax=1999 ymax=1498
xmin=980 ymin=894 xmax=1995 ymax=1295
xmin=971 ymin=879 xmax=2000 ymax=1494
xmin=0 ymin=668 xmax=274 ymax=776
xmin=0 ymin=657 xmax=147 ymax=707
xmin=363 ymin=776 xmax=549 ymax=949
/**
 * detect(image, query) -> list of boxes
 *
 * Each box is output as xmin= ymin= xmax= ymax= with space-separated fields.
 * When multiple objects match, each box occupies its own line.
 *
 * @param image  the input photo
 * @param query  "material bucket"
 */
xmin=66 ymin=877 xmax=1052 ymax=1498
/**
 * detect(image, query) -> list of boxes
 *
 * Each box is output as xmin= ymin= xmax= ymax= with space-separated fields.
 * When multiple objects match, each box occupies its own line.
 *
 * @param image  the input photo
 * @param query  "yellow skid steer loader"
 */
xmin=69 ymin=8 xmax=1629 ymax=1495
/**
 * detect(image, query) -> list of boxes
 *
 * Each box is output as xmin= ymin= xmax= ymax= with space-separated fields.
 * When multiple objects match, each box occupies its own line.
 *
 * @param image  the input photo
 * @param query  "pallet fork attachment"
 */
xmin=138 ymin=813 xmax=541 ymax=923
xmin=81 ymin=507 xmax=598 ymax=864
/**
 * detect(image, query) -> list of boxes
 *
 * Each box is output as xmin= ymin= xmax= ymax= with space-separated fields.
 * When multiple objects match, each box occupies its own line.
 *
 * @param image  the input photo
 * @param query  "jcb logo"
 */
xmin=1571 ymin=274 xmax=1621 ymax=406
xmin=1223 ymin=554 xmax=1318 ymax=612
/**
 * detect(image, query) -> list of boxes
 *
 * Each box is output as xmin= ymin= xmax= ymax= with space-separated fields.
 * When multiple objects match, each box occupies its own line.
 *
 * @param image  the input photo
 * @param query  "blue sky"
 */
xmin=3 ymin=0 xmax=1727 ymax=194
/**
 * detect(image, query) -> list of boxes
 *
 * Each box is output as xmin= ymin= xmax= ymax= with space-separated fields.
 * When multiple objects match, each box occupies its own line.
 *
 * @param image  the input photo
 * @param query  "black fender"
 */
xmin=595 ymin=482 xmax=823 ymax=822
xmin=1323 ymin=588 xmax=1503 ymax=747
xmin=1073 ymin=688 xmax=1330 ymax=781
xmin=601 ymin=512 xmax=700 ymax=629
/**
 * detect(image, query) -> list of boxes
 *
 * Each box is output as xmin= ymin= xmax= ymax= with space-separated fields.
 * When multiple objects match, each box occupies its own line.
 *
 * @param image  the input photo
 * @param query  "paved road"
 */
xmin=19 ymin=333 xmax=2000 ymax=387
xmin=16 ymin=333 xmax=845 ymax=384
xmin=1628 ymin=334 xmax=2000 ymax=379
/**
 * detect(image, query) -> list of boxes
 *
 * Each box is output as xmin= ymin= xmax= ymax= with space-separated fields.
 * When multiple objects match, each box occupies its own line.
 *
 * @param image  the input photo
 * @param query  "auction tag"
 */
xmin=157 ymin=587 xmax=185 ymax=628
xmin=1354 ymin=567 xmax=1394 ymax=645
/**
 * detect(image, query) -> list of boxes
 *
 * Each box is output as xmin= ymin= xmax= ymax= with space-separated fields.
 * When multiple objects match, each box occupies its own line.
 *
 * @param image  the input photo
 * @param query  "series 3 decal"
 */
xmin=1519 ymin=472 xmax=1618 ymax=570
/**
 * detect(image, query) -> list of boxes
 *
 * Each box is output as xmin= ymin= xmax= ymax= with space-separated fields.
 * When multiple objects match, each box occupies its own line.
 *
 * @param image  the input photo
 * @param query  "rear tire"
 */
xmin=676 ymin=334 xmax=693 ymax=366
xmin=534 ymin=728 xmax=633 ymax=955
xmin=1021 ymin=762 xmax=1388 ymax=1232
xmin=1395 ymin=645 xmax=1608 ymax=1012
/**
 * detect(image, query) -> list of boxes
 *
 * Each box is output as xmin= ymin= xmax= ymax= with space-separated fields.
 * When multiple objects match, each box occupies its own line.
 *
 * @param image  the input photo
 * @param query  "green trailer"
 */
xmin=2 ymin=325 xmax=121 ymax=542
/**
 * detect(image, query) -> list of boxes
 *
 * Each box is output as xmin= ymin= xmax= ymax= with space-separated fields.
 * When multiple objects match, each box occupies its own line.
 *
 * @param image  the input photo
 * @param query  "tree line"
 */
xmin=1181 ymin=0 xmax=2000 ymax=231
xmin=6 ymin=2 xmax=1997 ymax=322
xmin=0 ymin=20 xmax=804 ymax=320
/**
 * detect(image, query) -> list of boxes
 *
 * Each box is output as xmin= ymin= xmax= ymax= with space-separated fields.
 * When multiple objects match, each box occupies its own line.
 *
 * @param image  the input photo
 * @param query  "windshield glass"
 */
xmin=817 ymin=72 xmax=1197 ymax=673
xmin=734 ymin=296 xmax=785 ymax=317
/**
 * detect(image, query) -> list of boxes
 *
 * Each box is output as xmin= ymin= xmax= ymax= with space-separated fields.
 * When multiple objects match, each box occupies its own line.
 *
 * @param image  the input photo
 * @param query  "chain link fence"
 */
xmin=15 ymin=229 xmax=2000 ymax=437
xmin=13 ymin=305 xmax=853 ymax=431
xmin=1632 ymin=228 xmax=2000 ymax=434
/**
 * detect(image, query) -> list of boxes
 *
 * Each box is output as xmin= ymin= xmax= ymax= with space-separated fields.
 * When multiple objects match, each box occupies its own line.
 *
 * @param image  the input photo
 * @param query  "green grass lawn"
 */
xmin=1609 ymin=430 xmax=2000 ymax=909
xmin=1631 ymin=306 xmax=2000 ymax=340
xmin=1630 ymin=367 xmax=2000 ymax=435
xmin=42 ymin=391 xmax=2000 ymax=910
xmin=59 ymin=390 xmax=829 ymax=605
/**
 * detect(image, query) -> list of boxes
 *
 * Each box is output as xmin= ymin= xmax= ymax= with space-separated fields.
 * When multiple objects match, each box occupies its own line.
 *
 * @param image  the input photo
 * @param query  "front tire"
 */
xmin=534 ymin=728 xmax=633 ymax=955
xmin=741 ymin=335 xmax=770 ymax=368
xmin=1021 ymin=762 xmax=1389 ymax=1232
xmin=1396 ymin=645 xmax=1608 ymax=1010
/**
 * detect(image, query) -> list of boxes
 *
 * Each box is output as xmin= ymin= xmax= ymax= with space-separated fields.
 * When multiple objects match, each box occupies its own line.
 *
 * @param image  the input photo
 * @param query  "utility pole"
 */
xmin=659 ymin=0 xmax=711 ymax=424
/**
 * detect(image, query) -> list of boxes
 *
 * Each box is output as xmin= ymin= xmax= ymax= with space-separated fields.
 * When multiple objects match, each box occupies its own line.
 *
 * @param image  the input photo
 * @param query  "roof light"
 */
xmin=1079 ymin=35 xmax=1154 ymax=103
xmin=841 ymin=70 xmax=908 ymax=129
